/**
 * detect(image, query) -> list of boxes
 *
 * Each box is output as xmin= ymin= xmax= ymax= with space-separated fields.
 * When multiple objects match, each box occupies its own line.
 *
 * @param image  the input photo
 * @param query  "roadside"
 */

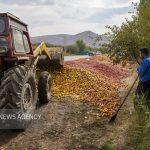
xmin=98 ymin=72 xmax=137 ymax=149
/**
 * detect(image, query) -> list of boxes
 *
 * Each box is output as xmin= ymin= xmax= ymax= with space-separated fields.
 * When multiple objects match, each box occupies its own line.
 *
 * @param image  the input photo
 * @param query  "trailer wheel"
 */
xmin=0 ymin=65 xmax=37 ymax=129
xmin=59 ymin=53 xmax=64 ymax=68
xmin=38 ymin=71 xmax=52 ymax=104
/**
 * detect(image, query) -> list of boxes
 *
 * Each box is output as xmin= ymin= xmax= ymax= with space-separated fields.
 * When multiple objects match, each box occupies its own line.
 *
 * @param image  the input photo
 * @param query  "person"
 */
xmin=136 ymin=48 xmax=150 ymax=106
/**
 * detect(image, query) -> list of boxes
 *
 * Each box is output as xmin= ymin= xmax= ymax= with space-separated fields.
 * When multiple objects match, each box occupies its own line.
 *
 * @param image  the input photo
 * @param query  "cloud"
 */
xmin=85 ymin=5 xmax=133 ymax=23
xmin=55 ymin=0 xmax=139 ymax=9
xmin=0 ymin=0 xmax=55 ymax=5
xmin=0 ymin=0 xmax=140 ymax=36
xmin=0 ymin=0 xmax=139 ymax=8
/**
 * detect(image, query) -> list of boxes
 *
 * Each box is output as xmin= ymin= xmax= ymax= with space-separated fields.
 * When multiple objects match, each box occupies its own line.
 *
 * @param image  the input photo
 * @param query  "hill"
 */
xmin=31 ymin=31 xmax=108 ymax=48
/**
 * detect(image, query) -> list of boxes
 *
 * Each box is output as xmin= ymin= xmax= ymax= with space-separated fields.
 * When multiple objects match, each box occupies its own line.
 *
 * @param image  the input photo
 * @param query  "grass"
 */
xmin=124 ymin=94 xmax=150 ymax=149
xmin=99 ymin=143 xmax=115 ymax=150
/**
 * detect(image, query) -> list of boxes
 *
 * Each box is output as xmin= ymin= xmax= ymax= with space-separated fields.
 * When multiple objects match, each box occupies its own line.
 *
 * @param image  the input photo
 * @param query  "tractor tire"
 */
xmin=0 ymin=65 xmax=37 ymax=129
xmin=38 ymin=71 xmax=52 ymax=104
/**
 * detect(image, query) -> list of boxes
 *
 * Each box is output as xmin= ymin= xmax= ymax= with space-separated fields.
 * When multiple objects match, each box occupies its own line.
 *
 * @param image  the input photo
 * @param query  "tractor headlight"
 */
xmin=0 ymin=38 xmax=8 ymax=53
xmin=0 ymin=46 xmax=7 ymax=53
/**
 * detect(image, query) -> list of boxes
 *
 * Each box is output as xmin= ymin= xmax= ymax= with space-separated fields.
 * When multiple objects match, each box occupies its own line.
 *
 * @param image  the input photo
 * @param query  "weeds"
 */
xmin=125 ymin=94 xmax=150 ymax=149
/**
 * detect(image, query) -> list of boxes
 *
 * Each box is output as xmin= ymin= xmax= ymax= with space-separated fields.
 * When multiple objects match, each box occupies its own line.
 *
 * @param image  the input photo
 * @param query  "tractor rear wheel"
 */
xmin=0 ymin=65 xmax=37 ymax=129
xmin=38 ymin=71 xmax=52 ymax=104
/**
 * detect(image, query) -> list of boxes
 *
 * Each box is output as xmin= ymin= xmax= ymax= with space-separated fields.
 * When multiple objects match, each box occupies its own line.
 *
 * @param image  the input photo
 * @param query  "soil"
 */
xmin=0 ymin=74 xmax=137 ymax=150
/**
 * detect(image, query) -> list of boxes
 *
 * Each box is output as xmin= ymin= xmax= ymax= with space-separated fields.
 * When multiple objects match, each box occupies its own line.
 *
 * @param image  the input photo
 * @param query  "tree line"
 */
xmin=33 ymin=39 xmax=96 ymax=55
xmin=64 ymin=39 xmax=94 ymax=55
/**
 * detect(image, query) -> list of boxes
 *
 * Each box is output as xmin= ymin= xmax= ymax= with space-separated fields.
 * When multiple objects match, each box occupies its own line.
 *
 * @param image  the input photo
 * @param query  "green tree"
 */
xmin=101 ymin=1 xmax=150 ymax=64
xmin=138 ymin=0 xmax=150 ymax=48
xmin=75 ymin=39 xmax=86 ymax=52
xmin=105 ymin=20 xmax=140 ymax=63
xmin=65 ymin=44 xmax=79 ymax=54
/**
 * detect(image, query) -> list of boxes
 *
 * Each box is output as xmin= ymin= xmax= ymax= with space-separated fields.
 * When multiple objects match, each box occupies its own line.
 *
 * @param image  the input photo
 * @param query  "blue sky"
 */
xmin=0 ymin=0 xmax=140 ymax=36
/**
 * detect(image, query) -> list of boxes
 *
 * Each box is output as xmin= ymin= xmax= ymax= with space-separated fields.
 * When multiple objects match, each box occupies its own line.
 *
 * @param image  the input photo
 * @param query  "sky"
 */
xmin=0 ymin=0 xmax=140 ymax=36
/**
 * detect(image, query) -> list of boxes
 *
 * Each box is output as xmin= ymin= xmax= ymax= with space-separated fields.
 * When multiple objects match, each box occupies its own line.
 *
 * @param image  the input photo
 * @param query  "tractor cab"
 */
xmin=0 ymin=13 xmax=33 ymax=58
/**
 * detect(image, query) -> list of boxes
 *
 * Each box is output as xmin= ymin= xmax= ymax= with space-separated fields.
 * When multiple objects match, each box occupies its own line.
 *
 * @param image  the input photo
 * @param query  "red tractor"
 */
xmin=0 ymin=13 xmax=63 ymax=128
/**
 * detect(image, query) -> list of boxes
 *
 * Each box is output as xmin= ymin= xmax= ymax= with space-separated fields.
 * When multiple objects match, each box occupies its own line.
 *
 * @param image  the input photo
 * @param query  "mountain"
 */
xmin=31 ymin=31 xmax=108 ymax=48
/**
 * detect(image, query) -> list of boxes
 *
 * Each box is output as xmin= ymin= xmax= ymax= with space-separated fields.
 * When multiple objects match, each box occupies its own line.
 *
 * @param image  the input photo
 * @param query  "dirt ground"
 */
xmin=0 ymin=74 xmax=137 ymax=150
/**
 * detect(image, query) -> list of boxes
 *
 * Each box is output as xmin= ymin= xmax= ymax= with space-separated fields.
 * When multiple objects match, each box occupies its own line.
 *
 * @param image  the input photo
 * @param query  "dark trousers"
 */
xmin=136 ymin=81 xmax=150 ymax=97
xmin=136 ymin=81 xmax=150 ymax=108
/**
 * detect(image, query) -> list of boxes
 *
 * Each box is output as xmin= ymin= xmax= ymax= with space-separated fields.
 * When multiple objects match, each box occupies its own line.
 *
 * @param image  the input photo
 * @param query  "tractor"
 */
xmin=0 ymin=13 xmax=63 ymax=128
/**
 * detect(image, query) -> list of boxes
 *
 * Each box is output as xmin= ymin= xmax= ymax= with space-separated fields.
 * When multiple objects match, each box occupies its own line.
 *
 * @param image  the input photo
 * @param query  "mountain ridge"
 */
xmin=31 ymin=31 xmax=107 ymax=48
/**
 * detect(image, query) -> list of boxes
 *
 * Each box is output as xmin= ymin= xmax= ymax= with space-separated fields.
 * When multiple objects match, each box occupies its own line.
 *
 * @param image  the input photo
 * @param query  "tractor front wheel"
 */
xmin=0 ymin=65 xmax=37 ymax=129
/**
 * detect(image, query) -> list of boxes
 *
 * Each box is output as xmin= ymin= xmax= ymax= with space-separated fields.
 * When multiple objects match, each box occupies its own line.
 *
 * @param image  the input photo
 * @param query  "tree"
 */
xmin=137 ymin=0 xmax=150 ymax=48
xmin=65 ymin=44 xmax=79 ymax=54
xmin=75 ymin=39 xmax=86 ymax=52
xmin=98 ymin=1 xmax=150 ymax=64
xmin=104 ymin=19 xmax=140 ymax=64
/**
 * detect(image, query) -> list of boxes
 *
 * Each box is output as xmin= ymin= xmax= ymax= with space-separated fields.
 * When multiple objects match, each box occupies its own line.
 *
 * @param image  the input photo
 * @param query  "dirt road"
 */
xmin=0 ymin=97 xmax=103 ymax=150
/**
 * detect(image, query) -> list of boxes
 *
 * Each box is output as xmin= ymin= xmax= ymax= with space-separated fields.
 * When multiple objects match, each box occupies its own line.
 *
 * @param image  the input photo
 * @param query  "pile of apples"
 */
xmin=52 ymin=56 xmax=129 ymax=116
xmin=65 ymin=56 xmax=129 ymax=81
